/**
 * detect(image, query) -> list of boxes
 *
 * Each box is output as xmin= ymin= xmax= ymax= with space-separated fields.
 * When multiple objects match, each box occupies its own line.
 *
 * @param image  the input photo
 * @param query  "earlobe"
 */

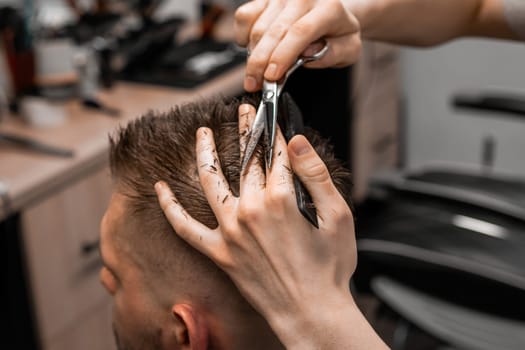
xmin=172 ymin=304 xmax=209 ymax=350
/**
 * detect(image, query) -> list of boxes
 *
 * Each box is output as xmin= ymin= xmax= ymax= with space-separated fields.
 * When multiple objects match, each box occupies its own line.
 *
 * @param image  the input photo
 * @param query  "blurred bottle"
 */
xmin=200 ymin=0 xmax=225 ymax=40
xmin=73 ymin=44 xmax=99 ymax=101
xmin=32 ymin=1 xmax=78 ymax=99
xmin=0 ymin=30 xmax=13 ymax=122
xmin=0 ymin=6 xmax=35 ymax=98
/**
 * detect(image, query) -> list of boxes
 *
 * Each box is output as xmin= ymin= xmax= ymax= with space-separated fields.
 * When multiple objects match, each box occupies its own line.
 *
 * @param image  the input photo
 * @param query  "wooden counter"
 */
xmin=0 ymin=65 xmax=245 ymax=220
xmin=4 ymin=64 xmax=245 ymax=350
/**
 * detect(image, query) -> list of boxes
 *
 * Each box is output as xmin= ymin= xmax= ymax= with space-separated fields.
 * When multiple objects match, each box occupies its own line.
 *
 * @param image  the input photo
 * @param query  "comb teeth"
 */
xmin=278 ymin=93 xmax=305 ymax=141
xmin=276 ymin=93 xmax=319 ymax=228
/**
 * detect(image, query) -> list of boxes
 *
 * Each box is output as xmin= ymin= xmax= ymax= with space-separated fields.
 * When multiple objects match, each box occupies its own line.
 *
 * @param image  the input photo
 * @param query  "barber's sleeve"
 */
xmin=504 ymin=0 xmax=525 ymax=40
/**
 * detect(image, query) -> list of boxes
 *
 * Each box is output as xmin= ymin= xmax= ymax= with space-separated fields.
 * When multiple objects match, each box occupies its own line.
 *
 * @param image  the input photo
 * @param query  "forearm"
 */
xmin=267 ymin=292 xmax=389 ymax=350
xmin=347 ymin=0 xmax=519 ymax=46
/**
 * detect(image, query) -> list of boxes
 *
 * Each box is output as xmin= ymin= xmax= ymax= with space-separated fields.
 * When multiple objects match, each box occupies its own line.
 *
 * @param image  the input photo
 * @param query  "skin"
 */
xmin=99 ymin=192 xmax=208 ymax=350
xmin=155 ymin=104 xmax=389 ymax=349
xmin=236 ymin=0 xmax=520 ymax=92
xmin=100 ymin=121 xmax=285 ymax=350
xmin=236 ymin=0 xmax=361 ymax=91
xmin=155 ymin=1 xmax=520 ymax=347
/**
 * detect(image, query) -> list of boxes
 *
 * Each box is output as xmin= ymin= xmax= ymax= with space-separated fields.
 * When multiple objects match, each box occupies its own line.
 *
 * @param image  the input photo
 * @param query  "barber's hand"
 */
xmin=235 ymin=0 xmax=362 ymax=92
xmin=155 ymin=104 xmax=362 ymax=348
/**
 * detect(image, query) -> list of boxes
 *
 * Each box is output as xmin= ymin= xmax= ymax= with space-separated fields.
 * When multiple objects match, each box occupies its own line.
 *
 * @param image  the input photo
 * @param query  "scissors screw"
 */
xmin=263 ymin=90 xmax=275 ymax=100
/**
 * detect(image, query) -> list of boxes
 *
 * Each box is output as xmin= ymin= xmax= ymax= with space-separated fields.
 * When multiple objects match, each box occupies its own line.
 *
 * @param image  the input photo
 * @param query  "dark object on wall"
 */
xmin=453 ymin=91 xmax=525 ymax=119
xmin=0 ymin=7 xmax=35 ymax=96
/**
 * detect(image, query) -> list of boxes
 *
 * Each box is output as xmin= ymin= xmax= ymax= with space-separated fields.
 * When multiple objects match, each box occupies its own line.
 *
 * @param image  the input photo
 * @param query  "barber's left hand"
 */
xmin=155 ymin=103 xmax=360 ymax=348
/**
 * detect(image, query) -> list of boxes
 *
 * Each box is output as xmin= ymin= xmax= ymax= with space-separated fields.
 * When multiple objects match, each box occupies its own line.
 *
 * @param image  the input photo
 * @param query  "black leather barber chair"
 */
xmin=353 ymin=92 xmax=525 ymax=350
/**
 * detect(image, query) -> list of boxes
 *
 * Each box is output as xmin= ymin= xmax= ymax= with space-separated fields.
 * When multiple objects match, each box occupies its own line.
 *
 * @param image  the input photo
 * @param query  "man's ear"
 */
xmin=171 ymin=303 xmax=209 ymax=350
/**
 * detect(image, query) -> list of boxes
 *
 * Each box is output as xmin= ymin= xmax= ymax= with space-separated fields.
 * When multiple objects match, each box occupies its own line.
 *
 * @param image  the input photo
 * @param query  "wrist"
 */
xmin=266 ymin=291 xmax=354 ymax=349
xmin=265 ymin=290 xmax=387 ymax=350
xmin=342 ymin=0 xmax=386 ymax=38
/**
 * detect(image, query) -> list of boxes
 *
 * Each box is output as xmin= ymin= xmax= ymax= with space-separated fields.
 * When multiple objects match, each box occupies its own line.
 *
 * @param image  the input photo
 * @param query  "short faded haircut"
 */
xmin=109 ymin=97 xmax=353 ymax=279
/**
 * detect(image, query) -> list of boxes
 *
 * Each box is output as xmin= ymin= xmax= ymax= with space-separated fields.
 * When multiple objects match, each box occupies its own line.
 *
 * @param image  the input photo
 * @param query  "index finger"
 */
xmin=238 ymin=104 xmax=265 ymax=196
xmin=196 ymin=128 xmax=236 ymax=224
xmin=155 ymin=181 xmax=220 ymax=257
xmin=265 ymin=6 xmax=360 ymax=80
xmin=238 ymin=103 xmax=256 ymax=161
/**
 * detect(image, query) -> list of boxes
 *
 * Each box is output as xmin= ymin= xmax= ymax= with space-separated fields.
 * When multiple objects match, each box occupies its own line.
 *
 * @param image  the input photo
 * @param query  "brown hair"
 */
xmin=109 ymin=96 xmax=353 ymax=278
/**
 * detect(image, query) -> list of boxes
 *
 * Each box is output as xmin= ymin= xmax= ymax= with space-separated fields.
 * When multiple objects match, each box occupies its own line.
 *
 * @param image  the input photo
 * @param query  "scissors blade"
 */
xmin=263 ymin=81 xmax=278 ymax=168
xmin=240 ymin=100 xmax=266 ymax=173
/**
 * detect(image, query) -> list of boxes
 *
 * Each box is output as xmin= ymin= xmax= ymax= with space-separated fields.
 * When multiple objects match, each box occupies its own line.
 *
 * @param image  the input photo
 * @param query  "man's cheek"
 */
xmin=113 ymin=293 xmax=148 ymax=337
xmin=112 ymin=305 xmax=136 ymax=350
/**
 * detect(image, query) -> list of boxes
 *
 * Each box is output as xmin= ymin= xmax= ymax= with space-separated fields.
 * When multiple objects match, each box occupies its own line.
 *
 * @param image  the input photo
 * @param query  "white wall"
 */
xmin=401 ymin=39 xmax=525 ymax=175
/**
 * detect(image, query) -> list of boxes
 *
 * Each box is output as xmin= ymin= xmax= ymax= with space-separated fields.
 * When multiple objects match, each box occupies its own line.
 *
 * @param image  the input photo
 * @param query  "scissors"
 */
xmin=241 ymin=41 xmax=329 ymax=172
xmin=240 ymin=42 xmax=329 ymax=227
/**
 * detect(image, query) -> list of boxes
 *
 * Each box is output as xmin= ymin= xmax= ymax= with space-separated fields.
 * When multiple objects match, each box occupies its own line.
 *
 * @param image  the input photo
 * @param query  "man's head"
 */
xmin=99 ymin=97 xmax=353 ymax=350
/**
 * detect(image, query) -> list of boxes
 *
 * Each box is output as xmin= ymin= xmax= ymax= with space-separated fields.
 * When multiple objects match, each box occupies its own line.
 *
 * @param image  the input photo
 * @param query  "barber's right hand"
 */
xmin=155 ymin=104 xmax=361 ymax=348
xmin=235 ymin=0 xmax=362 ymax=92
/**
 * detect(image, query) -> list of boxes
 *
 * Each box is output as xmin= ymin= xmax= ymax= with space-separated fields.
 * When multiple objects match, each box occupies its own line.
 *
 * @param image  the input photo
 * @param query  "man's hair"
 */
xmin=108 ymin=96 xmax=353 ymax=290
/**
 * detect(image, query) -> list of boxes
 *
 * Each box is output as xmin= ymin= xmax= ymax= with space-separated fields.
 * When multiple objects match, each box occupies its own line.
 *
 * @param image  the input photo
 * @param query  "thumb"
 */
xmin=287 ymin=135 xmax=341 ymax=208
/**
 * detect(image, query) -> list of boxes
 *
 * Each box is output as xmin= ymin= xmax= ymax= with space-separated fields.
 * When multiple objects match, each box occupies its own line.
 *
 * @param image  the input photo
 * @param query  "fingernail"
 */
xmin=196 ymin=127 xmax=210 ymax=137
xmin=155 ymin=181 xmax=165 ymax=191
xmin=265 ymin=63 xmax=278 ymax=80
xmin=239 ymin=103 xmax=251 ymax=115
xmin=245 ymin=76 xmax=257 ymax=91
xmin=290 ymin=136 xmax=311 ymax=156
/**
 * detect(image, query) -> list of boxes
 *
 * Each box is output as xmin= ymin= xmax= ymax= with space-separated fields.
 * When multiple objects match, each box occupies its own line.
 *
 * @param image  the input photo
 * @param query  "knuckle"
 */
xmin=352 ymin=35 xmax=362 ymax=55
xmin=328 ymin=0 xmax=344 ymax=12
xmin=237 ymin=200 xmax=261 ymax=225
xmin=247 ymin=52 xmax=266 ymax=67
xmin=303 ymin=161 xmax=331 ymax=184
xmin=336 ymin=36 xmax=361 ymax=67
xmin=220 ymin=225 xmax=245 ymax=249
xmin=326 ymin=203 xmax=354 ymax=235
xmin=289 ymin=21 xmax=312 ymax=38
xmin=246 ymin=54 xmax=267 ymax=75
xmin=250 ymin=24 xmax=265 ymax=45
xmin=347 ymin=32 xmax=362 ymax=48
xmin=267 ymin=21 xmax=288 ymax=40
xmin=234 ymin=5 xmax=251 ymax=24
xmin=214 ymin=251 xmax=234 ymax=270
xmin=220 ymin=219 xmax=239 ymax=238
xmin=234 ymin=26 xmax=249 ymax=46
xmin=265 ymin=186 xmax=289 ymax=207
xmin=322 ymin=0 xmax=344 ymax=18
xmin=335 ymin=206 xmax=353 ymax=227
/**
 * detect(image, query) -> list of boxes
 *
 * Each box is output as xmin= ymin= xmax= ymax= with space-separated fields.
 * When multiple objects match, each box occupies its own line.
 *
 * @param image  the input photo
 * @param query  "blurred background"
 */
xmin=3 ymin=1 xmax=524 ymax=349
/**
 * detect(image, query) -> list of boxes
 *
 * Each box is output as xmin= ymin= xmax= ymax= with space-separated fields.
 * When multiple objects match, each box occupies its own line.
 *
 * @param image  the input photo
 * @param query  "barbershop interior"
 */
xmin=3 ymin=1 xmax=525 ymax=350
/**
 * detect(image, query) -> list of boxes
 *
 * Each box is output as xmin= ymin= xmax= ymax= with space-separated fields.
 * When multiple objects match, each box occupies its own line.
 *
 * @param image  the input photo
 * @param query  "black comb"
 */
xmin=278 ymin=93 xmax=319 ymax=228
